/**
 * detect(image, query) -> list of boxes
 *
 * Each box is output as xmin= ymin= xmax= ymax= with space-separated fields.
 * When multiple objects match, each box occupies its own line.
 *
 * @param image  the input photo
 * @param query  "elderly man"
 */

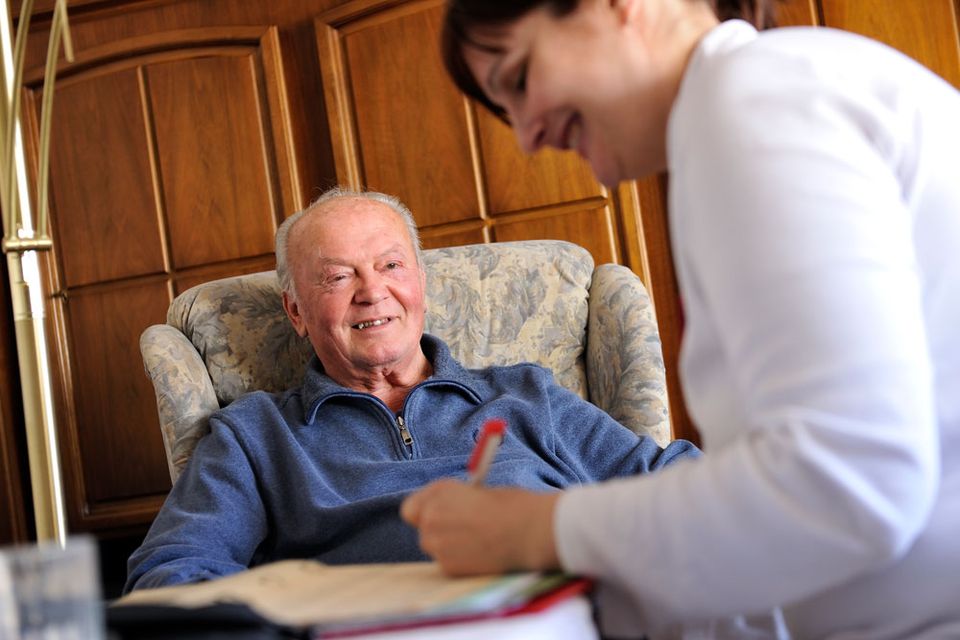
xmin=124 ymin=187 xmax=698 ymax=593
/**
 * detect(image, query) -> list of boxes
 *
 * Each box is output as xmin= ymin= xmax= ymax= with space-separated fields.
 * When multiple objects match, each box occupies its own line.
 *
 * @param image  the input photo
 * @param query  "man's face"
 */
xmin=282 ymin=198 xmax=427 ymax=385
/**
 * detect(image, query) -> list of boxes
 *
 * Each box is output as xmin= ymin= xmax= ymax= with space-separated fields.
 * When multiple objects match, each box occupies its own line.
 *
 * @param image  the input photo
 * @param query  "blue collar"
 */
xmin=299 ymin=334 xmax=485 ymax=420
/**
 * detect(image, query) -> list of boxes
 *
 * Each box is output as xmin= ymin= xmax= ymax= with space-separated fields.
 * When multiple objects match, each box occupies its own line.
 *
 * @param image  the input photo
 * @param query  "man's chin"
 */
xmin=353 ymin=345 xmax=412 ymax=372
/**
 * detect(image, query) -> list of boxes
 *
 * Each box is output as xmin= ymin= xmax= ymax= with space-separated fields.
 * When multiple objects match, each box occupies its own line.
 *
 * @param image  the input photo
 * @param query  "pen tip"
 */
xmin=484 ymin=418 xmax=507 ymax=435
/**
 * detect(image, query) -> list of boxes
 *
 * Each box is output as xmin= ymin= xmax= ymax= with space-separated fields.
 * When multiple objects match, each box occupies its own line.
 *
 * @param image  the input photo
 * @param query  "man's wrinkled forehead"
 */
xmin=315 ymin=242 xmax=407 ymax=268
xmin=310 ymin=195 xmax=372 ymax=220
xmin=299 ymin=197 xmax=416 ymax=257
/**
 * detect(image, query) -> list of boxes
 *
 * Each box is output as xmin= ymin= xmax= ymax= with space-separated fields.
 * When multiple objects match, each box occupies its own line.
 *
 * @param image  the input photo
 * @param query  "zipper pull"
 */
xmin=396 ymin=415 xmax=413 ymax=446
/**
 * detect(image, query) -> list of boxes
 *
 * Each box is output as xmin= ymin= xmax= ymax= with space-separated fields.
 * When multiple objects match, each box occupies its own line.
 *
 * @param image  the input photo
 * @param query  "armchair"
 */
xmin=140 ymin=240 xmax=670 ymax=483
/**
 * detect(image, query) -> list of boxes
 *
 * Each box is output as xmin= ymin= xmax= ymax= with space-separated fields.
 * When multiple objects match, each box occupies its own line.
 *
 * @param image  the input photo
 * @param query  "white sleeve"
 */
xmin=555 ymin=49 xmax=940 ymax=632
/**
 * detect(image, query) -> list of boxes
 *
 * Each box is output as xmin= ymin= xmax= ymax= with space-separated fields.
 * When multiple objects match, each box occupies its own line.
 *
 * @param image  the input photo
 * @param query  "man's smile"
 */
xmin=352 ymin=317 xmax=394 ymax=330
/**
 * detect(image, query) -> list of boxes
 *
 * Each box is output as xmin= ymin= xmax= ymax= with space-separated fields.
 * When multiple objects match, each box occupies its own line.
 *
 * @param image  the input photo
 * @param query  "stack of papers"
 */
xmin=113 ymin=560 xmax=590 ymax=637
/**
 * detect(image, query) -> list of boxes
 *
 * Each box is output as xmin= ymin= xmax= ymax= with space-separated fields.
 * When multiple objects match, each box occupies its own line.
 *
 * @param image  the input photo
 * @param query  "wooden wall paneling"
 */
xmin=612 ymin=182 xmax=652 ymax=290
xmin=318 ymin=0 xmax=482 ymax=227
xmin=173 ymin=255 xmax=279 ymax=295
xmin=148 ymin=52 xmax=278 ymax=268
xmin=44 ymin=69 xmax=165 ymax=289
xmin=0 ymin=414 xmax=29 ymax=544
xmin=14 ymin=0 xmax=105 ymax=18
xmin=270 ymin=15 xmax=338 ymax=207
xmin=20 ymin=2 xmax=341 ymax=213
xmin=315 ymin=12 xmax=362 ymax=190
xmin=493 ymin=204 xmax=618 ymax=266
xmin=820 ymin=0 xmax=960 ymax=88
xmin=20 ymin=25 xmax=309 ymax=533
xmin=258 ymin=27 xmax=304 ymax=218
xmin=59 ymin=280 xmax=171 ymax=529
xmin=775 ymin=0 xmax=820 ymax=27
xmin=0 ymin=407 xmax=28 ymax=544
xmin=419 ymin=225 xmax=487 ymax=250
xmin=344 ymin=5 xmax=479 ymax=224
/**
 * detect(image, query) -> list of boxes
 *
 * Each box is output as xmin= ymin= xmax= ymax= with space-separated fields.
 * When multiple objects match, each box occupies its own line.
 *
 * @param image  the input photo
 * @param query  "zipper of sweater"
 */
xmin=396 ymin=415 xmax=413 ymax=446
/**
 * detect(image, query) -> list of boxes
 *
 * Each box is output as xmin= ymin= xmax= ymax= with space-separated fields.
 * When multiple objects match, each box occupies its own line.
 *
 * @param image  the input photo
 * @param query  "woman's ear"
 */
xmin=612 ymin=0 xmax=641 ymax=24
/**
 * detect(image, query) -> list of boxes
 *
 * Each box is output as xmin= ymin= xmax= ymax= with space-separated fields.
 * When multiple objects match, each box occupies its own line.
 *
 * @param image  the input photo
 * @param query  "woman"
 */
xmin=401 ymin=0 xmax=960 ymax=637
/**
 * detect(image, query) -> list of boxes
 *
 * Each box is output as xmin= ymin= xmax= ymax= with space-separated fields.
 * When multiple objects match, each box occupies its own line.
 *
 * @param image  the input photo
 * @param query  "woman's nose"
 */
xmin=506 ymin=103 xmax=547 ymax=154
xmin=516 ymin=114 xmax=547 ymax=154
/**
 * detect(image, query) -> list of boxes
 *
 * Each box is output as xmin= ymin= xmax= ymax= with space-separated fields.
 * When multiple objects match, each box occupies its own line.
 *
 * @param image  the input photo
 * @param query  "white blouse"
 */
xmin=556 ymin=20 xmax=960 ymax=640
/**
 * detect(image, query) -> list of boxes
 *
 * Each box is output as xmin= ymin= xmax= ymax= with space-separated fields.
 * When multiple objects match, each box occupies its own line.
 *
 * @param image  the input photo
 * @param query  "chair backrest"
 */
xmin=141 ymin=240 xmax=670 ymax=482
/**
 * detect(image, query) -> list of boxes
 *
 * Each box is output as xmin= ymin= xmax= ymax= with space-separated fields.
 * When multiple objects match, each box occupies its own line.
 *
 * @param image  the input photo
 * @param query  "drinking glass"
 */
xmin=0 ymin=536 xmax=105 ymax=640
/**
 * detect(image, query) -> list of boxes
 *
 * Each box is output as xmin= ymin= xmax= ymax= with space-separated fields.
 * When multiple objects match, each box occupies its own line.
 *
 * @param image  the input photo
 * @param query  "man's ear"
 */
xmin=282 ymin=291 xmax=308 ymax=338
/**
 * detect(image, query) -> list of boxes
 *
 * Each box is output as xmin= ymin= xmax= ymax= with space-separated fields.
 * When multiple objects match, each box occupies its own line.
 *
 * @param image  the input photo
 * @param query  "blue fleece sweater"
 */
xmin=125 ymin=335 xmax=698 ymax=592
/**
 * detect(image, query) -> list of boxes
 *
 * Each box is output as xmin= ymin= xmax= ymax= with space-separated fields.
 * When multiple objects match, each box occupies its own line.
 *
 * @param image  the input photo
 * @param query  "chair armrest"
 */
xmin=140 ymin=324 xmax=220 ymax=484
xmin=586 ymin=264 xmax=671 ymax=445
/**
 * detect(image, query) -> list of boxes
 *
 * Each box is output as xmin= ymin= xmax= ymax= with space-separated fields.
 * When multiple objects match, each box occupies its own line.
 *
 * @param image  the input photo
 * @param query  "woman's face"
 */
xmin=462 ymin=0 xmax=715 ymax=185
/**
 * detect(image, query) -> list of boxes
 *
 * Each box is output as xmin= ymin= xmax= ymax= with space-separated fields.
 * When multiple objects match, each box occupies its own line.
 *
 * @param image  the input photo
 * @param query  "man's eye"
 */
xmin=385 ymin=262 xmax=400 ymax=270
xmin=330 ymin=274 xmax=348 ymax=282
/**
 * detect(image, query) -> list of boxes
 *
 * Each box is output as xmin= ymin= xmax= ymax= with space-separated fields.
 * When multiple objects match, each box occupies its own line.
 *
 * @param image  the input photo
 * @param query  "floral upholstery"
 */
xmin=140 ymin=240 xmax=670 ymax=483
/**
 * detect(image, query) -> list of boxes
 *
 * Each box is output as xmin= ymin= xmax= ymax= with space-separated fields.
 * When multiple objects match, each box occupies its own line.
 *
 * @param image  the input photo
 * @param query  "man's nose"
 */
xmin=354 ymin=270 xmax=388 ymax=304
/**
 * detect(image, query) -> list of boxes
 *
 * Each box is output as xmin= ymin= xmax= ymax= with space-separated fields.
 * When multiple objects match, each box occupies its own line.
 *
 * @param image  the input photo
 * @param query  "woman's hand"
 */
xmin=401 ymin=479 xmax=562 ymax=575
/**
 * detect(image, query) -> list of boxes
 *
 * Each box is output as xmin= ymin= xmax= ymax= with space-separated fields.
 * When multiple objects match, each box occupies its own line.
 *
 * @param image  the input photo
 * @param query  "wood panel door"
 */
xmin=21 ymin=26 xmax=301 ymax=532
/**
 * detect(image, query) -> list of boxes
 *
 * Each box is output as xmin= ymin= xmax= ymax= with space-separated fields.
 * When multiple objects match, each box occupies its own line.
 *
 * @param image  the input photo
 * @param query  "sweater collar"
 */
xmin=299 ymin=334 xmax=484 ymax=416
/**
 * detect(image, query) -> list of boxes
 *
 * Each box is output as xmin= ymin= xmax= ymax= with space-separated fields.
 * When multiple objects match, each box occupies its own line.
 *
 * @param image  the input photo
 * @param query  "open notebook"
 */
xmin=113 ymin=560 xmax=591 ymax=637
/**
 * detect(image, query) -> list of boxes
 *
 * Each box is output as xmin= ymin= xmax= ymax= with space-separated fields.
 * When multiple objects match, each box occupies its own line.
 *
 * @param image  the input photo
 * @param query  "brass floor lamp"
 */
xmin=0 ymin=0 xmax=73 ymax=545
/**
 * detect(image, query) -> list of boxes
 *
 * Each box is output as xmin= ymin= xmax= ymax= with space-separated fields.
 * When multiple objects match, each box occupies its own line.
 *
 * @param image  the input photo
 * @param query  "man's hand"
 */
xmin=400 ymin=479 xmax=562 ymax=575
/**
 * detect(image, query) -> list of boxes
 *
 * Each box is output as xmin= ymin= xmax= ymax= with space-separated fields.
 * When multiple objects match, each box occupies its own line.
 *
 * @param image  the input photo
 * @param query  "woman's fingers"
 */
xmin=402 ymin=483 xmax=562 ymax=575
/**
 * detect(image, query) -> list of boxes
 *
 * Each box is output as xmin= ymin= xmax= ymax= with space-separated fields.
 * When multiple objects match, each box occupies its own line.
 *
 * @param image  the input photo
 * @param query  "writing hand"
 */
xmin=400 ymin=478 xmax=562 ymax=575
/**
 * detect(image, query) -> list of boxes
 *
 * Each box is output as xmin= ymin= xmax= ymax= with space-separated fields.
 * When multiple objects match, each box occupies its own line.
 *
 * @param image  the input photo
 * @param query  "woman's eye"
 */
xmin=514 ymin=63 xmax=527 ymax=93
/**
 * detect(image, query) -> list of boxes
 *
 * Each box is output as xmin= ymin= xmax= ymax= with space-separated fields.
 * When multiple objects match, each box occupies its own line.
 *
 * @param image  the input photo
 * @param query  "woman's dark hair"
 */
xmin=441 ymin=0 xmax=780 ymax=120
xmin=441 ymin=0 xmax=579 ymax=121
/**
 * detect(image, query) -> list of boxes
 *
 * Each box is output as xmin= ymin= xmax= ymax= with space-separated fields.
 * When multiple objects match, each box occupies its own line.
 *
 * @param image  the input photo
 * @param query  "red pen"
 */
xmin=467 ymin=418 xmax=506 ymax=485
